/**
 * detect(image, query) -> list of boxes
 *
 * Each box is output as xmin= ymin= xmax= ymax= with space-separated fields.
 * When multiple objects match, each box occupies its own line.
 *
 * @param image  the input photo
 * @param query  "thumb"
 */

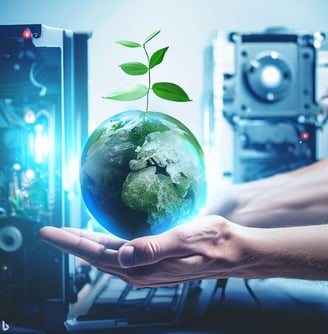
xmin=118 ymin=229 xmax=190 ymax=268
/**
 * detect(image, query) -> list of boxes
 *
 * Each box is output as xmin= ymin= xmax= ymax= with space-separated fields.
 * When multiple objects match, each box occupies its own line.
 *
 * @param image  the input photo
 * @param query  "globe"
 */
xmin=80 ymin=110 xmax=207 ymax=240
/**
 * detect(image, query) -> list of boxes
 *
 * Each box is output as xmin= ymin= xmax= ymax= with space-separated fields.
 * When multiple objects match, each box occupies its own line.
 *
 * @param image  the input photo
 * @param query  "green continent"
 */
xmin=121 ymin=166 xmax=191 ymax=228
xmin=121 ymin=130 xmax=200 ymax=229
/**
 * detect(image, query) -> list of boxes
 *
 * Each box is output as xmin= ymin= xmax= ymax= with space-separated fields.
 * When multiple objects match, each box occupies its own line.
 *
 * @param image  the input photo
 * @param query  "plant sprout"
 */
xmin=103 ymin=30 xmax=192 ymax=111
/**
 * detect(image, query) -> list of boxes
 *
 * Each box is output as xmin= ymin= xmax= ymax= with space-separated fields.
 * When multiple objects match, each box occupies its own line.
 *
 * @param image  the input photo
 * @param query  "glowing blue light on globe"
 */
xmin=80 ymin=110 xmax=207 ymax=240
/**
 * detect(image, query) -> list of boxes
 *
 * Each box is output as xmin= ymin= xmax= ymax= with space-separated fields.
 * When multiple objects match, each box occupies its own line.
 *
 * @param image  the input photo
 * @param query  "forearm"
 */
xmin=229 ymin=159 xmax=328 ymax=227
xmin=231 ymin=223 xmax=328 ymax=281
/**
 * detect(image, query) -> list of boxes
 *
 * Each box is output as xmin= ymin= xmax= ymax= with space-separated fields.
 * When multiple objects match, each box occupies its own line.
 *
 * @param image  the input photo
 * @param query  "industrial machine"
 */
xmin=207 ymin=27 xmax=327 ymax=182
xmin=0 ymin=24 xmax=90 ymax=333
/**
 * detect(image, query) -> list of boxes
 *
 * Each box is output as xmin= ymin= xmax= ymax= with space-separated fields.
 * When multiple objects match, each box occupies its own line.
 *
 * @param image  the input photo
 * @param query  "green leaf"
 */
xmin=143 ymin=30 xmax=161 ymax=45
xmin=116 ymin=40 xmax=141 ymax=48
xmin=119 ymin=62 xmax=148 ymax=75
xmin=149 ymin=47 xmax=169 ymax=69
xmin=103 ymin=84 xmax=148 ymax=101
xmin=152 ymin=82 xmax=192 ymax=102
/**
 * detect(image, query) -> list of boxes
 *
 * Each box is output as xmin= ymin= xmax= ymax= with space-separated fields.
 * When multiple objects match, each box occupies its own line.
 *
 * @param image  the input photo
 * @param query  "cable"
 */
xmin=216 ymin=278 xmax=228 ymax=302
xmin=244 ymin=279 xmax=261 ymax=308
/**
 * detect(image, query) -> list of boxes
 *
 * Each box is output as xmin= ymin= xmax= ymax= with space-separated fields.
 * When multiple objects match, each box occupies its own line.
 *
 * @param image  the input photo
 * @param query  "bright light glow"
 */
xmin=67 ymin=191 xmax=76 ymax=201
xmin=22 ymin=28 xmax=32 ymax=40
xmin=266 ymin=92 xmax=275 ymax=101
xmin=314 ymin=40 xmax=321 ymax=48
xmin=270 ymin=51 xmax=278 ymax=60
xmin=300 ymin=131 xmax=310 ymax=141
xmin=35 ymin=124 xmax=44 ymax=131
xmin=261 ymin=65 xmax=282 ymax=88
xmin=34 ymin=124 xmax=50 ymax=164
xmin=13 ymin=163 xmax=21 ymax=171
xmin=24 ymin=109 xmax=36 ymax=124
xmin=314 ymin=31 xmax=324 ymax=48
xmin=25 ymin=169 xmax=35 ymax=180
xmin=63 ymin=156 xmax=80 ymax=192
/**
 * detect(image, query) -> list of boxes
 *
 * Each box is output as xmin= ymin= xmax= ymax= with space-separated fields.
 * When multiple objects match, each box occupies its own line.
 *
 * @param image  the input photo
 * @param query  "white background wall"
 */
xmin=1 ymin=0 xmax=328 ymax=142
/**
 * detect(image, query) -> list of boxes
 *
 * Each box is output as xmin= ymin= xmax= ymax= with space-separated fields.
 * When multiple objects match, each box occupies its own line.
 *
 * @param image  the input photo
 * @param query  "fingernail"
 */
xmin=119 ymin=246 xmax=136 ymax=267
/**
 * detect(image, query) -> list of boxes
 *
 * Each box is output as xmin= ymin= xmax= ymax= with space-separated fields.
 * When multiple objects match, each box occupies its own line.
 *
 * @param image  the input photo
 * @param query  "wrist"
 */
xmin=211 ymin=218 xmax=263 ymax=278
xmin=222 ymin=222 xmax=290 ymax=279
xmin=234 ymin=224 xmax=328 ymax=280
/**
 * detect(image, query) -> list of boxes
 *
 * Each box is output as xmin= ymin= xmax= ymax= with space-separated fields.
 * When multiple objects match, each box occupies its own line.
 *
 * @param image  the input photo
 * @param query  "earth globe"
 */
xmin=80 ymin=110 xmax=207 ymax=240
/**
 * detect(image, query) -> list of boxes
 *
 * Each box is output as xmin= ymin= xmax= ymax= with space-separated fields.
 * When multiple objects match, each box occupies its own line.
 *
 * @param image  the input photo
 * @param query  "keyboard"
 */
xmin=76 ymin=275 xmax=188 ymax=325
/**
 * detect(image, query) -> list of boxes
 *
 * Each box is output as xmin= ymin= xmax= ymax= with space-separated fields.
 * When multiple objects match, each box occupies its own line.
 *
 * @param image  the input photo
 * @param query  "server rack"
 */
xmin=0 ymin=24 xmax=90 ymax=332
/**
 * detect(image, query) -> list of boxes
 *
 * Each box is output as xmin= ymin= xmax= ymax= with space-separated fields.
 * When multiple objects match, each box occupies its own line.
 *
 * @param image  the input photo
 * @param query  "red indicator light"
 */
xmin=22 ymin=28 xmax=32 ymax=40
xmin=300 ymin=131 xmax=310 ymax=141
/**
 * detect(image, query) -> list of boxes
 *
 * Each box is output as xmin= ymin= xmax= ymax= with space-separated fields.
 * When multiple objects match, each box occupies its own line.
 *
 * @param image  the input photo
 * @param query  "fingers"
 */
xmin=37 ymin=221 xmax=223 ymax=288
xmin=38 ymin=226 xmax=122 ymax=267
xmin=38 ymin=226 xmax=104 ymax=259
xmin=118 ymin=222 xmax=197 ymax=268
xmin=118 ymin=216 xmax=229 ymax=269
xmin=61 ymin=227 xmax=127 ymax=249
xmin=39 ymin=226 xmax=126 ymax=250
xmin=38 ymin=225 xmax=194 ymax=273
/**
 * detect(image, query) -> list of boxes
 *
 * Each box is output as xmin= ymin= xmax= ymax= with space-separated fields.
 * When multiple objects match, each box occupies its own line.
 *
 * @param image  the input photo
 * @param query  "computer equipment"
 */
xmin=64 ymin=272 xmax=224 ymax=333
xmin=0 ymin=24 xmax=90 ymax=333
xmin=66 ymin=275 xmax=190 ymax=331
xmin=207 ymin=27 xmax=327 ymax=182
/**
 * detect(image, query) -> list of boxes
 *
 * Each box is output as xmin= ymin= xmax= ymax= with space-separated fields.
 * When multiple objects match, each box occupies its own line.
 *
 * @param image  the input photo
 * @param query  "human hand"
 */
xmin=38 ymin=216 xmax=246 ymax=288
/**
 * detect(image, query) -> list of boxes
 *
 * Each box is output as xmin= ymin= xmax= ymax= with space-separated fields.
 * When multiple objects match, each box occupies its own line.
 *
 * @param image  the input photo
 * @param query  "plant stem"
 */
xmin=143 ymin=44 xmax=151 ymax=112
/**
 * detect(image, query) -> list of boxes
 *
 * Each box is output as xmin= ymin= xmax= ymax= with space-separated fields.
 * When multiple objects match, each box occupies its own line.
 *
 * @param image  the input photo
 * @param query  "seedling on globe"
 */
xmin=103 ymin=29 xmax=192 ymax=111
xmin=80 ymin=30 xmax=206 ymax=240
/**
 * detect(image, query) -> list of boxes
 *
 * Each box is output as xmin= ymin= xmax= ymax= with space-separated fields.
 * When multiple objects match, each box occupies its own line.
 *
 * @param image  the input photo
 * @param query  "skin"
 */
xmin=39 ymin=159 xmax=328 ymax=287
xmin=39 ymin=216 xmax=328 ymax=288
xmin=207 ymin=159 xmax=328 ymax=227
xmin=38 ymin=94 xmax=328 ymax=288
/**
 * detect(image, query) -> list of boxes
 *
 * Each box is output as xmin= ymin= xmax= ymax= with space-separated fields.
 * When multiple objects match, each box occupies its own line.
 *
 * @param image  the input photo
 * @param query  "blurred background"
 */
xmin=1 ymin=1 xmax=328 ymax=333
xmin=2 ymin=0 xmax=328 ymax=181
xmin=1 ymin=0 xmax=327 ymax=137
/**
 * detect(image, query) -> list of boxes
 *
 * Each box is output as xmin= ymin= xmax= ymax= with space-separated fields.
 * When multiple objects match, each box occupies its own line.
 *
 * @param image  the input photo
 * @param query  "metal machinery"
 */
xmin=206 ymin=27 xmax=328 ymax=183
xmin=0 ymin=24 xmax=90 ymax=332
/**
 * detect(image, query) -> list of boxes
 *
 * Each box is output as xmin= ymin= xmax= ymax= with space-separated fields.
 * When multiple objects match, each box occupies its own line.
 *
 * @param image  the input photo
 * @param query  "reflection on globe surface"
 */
xmin=80 ymin=110 xmax=207 ymax=240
